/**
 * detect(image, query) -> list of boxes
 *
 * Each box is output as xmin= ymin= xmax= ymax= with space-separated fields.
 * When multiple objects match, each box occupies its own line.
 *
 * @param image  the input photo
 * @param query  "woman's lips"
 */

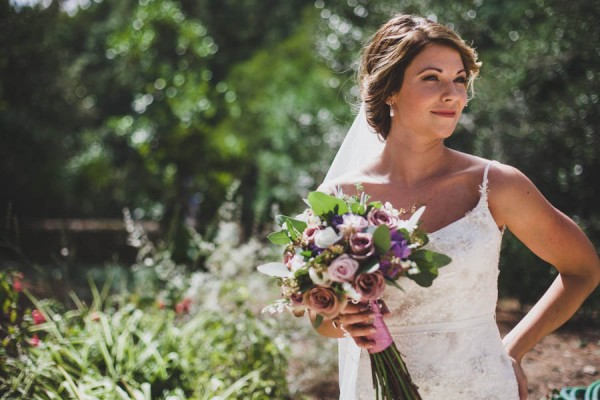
xmin=431 ymin=110 xmax=457 ymax=118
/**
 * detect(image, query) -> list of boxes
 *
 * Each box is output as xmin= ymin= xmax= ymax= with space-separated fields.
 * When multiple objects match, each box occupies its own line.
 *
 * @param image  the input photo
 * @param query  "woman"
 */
xmin=315 ymin=14 xmax=600 ymax=399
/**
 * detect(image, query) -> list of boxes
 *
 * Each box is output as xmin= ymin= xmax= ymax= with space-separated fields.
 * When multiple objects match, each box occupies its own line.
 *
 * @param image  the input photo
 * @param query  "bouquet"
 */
xmin=258 ymin=189 xmax=452 ymax=400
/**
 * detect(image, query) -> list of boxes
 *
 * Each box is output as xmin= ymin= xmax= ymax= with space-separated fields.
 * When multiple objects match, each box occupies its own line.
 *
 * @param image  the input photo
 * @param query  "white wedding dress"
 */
xmin=339 ymin=161 xmax=520 ymax=399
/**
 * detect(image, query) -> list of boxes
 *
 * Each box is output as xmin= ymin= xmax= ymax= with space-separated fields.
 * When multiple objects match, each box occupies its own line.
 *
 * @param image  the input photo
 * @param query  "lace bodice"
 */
xmin=340 ymin=162 xmax=519 ymax=400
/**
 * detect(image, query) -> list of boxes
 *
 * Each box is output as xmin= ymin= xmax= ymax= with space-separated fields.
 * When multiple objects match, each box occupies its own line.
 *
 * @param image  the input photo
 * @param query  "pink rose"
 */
xmin=354 ymin=271 xmax=386 ymax=301
xmin=302 ymin=226 xmax=321 ymax=244
xmin=367 ymin=208 xmax=399 ymax=229
xmin=328 ymin=254 xmax=359 ymax=283
xmin=348 ymin=232 xmax=375 ymax=260
xmin=290 ymin=292 xmax=306 ymax=317
xmin=303 ymin=286 xmax=348 ymax=318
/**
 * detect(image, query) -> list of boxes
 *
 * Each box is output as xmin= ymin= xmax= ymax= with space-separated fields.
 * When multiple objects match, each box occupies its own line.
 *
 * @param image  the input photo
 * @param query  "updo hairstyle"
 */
xmin=359 ymin=14 xmax=481 ymax=139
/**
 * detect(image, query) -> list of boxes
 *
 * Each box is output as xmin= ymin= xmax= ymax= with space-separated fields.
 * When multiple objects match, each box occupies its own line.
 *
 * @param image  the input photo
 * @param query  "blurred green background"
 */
xmin=2 ymin=0 xmax=599 ymax=306
xmin=1 ymin=0 xmax=599 ymax=398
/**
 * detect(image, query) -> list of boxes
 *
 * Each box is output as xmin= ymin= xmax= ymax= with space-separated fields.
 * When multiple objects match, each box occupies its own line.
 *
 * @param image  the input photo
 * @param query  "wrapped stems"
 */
xmin=367 ymin=300 xmax=422 ymax=400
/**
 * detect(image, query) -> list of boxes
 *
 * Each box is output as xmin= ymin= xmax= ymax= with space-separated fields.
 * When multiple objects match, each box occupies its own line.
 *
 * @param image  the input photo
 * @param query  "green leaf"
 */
xmin=406 ymin=267 xmax=439 ymax=287
xmin=384 ymin=277 xmax=405 ymax=292
xmin=312 ymin=313 xmax=323 ymax=329
xmin=267 ymin=230 xmax=291 ymax=245
xmin=307 ymin=191 xmax=348 ymax=216
xmin=275 ymin=215 xmax=307 ymax=236
xmin=372 ymin=225 xmax=391 ymax=254
xmin=350 ymin=202 xmax=365 ymax=215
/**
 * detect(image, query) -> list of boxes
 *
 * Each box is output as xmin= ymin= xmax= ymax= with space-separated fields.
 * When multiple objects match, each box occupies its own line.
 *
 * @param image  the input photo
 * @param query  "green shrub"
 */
xmin=0 ymin=289 xmax=289 ymax=400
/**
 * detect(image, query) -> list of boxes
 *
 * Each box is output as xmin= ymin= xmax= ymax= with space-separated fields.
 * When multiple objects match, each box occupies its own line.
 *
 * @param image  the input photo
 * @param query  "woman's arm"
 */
xmin=488 ymin=164 xmax=600 ymax=362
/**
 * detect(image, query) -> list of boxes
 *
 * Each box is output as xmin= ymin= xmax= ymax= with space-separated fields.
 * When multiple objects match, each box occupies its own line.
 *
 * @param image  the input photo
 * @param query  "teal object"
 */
xmin=552 ymin=380 xmax=600 ymax=400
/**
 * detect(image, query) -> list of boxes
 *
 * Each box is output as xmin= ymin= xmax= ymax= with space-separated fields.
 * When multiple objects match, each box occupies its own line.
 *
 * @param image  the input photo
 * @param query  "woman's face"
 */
xmin=389 ymin=44 xmax=468 ymax=141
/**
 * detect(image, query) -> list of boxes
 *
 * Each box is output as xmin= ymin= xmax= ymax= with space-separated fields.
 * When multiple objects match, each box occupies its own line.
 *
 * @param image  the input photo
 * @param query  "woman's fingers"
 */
xmin=339 ymin=310 xmax=374 ymax=326
xmin=354 ymin=336 xmax=375 ymax=349
xmin=344 ymin=322 xmax=377 ymax=337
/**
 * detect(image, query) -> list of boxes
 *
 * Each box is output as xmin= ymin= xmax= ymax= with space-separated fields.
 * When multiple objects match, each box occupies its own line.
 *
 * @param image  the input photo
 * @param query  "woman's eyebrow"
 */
xmin=416 ymin=67 xmax=466 ymax=75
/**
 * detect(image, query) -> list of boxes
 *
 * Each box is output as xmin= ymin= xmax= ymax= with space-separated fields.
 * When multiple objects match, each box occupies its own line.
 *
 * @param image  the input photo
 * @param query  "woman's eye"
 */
xmin=455 ymin=76 xmax=468 ymax=84
xmin=423 ymin=75 xmax=438 ymax=81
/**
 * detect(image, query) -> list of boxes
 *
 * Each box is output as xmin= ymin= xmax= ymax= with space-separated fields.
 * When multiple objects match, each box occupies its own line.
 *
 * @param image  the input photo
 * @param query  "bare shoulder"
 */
xmin=487 ymin=162 xmax=537 ymax=202
xmin=486 ymin=161 xmax=549 ymax=227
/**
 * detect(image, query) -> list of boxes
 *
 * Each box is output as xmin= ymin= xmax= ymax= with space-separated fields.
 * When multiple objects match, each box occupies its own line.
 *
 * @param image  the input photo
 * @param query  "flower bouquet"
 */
xmin=258 ymin=189 xmax=452 ymax=400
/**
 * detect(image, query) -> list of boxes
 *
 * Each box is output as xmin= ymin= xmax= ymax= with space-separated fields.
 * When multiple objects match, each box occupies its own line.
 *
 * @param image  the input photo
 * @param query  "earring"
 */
xmin=387 ymin=102 xmax=395 ymax=117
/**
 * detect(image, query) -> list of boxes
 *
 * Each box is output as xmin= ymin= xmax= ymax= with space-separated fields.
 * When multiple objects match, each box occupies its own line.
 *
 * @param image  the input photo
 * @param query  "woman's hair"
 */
xmin=359 ymin=14 xmax=481 ymax=139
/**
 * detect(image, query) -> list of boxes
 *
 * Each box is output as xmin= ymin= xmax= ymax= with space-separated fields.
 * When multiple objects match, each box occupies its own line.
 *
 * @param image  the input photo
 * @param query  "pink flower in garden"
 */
xmin=157 ymin=300 xmax=166 ymax=309
xmin=354 ymin=271 xmax=386 ymax=301
xmin=348 ymin=232 xmax=375 ymax=260
xmin=29 ymin=334 xmax=40 ymax=347
xmin=328 ymin=254 xmax=359 ymax=283
xmin=90 ymin=312 xmax=101 ymax=322
xmin=175 ymin=298 xmax=192 ymax=314
xmin=367 ymin=208 xmax=399 ymax=229
xmin=303 ymin=286 xmax=347 ymax=319
xmin=13 ymin=276 xmax=22 ymax=292
xmin=32 ymin=309 xmax=46 ymax=324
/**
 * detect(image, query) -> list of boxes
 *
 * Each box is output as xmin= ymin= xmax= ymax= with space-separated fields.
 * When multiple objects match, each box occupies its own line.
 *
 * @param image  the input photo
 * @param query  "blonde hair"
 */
xmin=359 ymin=14 xmax=481 ymax=139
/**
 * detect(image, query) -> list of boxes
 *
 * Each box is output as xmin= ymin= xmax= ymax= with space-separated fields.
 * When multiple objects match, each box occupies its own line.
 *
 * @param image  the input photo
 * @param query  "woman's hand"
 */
xmin=509 ymin=356 xmax=528 ymax=400
xmin=334 ymin=301 xmax=390 ymax=349
xmin=334 ymin=302 xmax=376 ymax=349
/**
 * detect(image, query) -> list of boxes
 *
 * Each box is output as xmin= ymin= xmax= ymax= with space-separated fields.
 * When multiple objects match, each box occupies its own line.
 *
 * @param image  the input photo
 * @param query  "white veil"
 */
xmin=324 ymin=103 xmax=386 ymax=182
xmin=322 ymin=103 xmax=385 ymax=399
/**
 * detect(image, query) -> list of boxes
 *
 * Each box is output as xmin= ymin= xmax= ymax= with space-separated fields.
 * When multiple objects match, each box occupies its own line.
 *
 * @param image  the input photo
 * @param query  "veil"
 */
xmin=323 ymin=103 xmax=386 ymax=182
xmin=322 ymin=103 xmax=385 ymax=399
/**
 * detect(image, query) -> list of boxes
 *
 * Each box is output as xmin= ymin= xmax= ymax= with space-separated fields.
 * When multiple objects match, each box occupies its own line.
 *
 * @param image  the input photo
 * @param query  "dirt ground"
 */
xmin=497 ymin=300 xmax=599 ymax=399
xmin=298 ymin=299 xmax=600 ymax=400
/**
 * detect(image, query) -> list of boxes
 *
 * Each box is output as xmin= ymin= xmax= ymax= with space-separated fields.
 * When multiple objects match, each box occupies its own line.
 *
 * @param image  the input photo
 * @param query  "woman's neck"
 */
xmin=368 ymin=134 xmax=451 ymax=189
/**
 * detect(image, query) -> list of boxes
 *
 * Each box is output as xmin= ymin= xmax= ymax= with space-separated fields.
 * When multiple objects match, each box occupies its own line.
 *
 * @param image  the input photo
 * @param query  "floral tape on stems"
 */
xmin=367 ymin=299 xmax=422 ymax=399
xmin=366 ymin=300 xmax=393 ymax=354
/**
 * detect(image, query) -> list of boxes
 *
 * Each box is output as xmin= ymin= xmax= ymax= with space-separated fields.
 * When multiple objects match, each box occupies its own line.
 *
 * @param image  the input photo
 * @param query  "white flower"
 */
xmin=342 ymin=282 xmax=363 ymax=302
xmin=309 ymin=267 xmax=329 ymax=285
xmin=396 ymin=206 xmax=426 ymax=233
xmin=296 ymin=208 xmax=321 ymax=227
xmin=383 ymin=201 xmax=401 ymax=217
xmin=288 ymin=254 xmax=305 ymax=272
xmin=407 ymin=261 xmax=420 ymax=275
xmin=314 ymin=227 xmax=343 ymax=248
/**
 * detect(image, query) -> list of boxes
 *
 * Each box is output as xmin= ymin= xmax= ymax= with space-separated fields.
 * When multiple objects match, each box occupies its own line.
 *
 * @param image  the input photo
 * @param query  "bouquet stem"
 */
xmin=367 ymin=300 xmax=422 ymax=400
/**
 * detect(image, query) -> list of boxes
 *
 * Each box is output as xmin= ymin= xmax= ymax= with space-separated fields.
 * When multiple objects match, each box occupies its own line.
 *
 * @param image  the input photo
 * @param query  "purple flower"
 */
xmin=330 ymin=215 xmax=344 ymax=229
xmin=390 ymin=239 xmax=411 ymax=259
xmin=348 ymin=232 xmax=375 ymax=260
xmin=309 ymin=243 xmax=324 ymax=255
xmin=390 ymin=230 xmax=411 ymax=259
xmin=328 ymin=254 xmax=360 ymax=282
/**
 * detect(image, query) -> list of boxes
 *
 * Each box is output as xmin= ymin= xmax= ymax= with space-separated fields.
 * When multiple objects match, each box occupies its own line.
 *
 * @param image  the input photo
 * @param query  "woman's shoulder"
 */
xmin=450 ymin=151 xmax=524 ymax=186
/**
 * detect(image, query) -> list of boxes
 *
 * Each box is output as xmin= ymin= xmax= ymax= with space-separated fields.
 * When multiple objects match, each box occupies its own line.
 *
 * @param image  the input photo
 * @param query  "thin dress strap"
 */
xmin=480 ymin=161 xmax=497 ymax=199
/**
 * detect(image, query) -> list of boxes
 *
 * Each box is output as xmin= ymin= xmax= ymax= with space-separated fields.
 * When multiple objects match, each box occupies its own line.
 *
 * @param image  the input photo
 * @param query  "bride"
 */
xmin=314 ymin=14 xmax=600 ymax=399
